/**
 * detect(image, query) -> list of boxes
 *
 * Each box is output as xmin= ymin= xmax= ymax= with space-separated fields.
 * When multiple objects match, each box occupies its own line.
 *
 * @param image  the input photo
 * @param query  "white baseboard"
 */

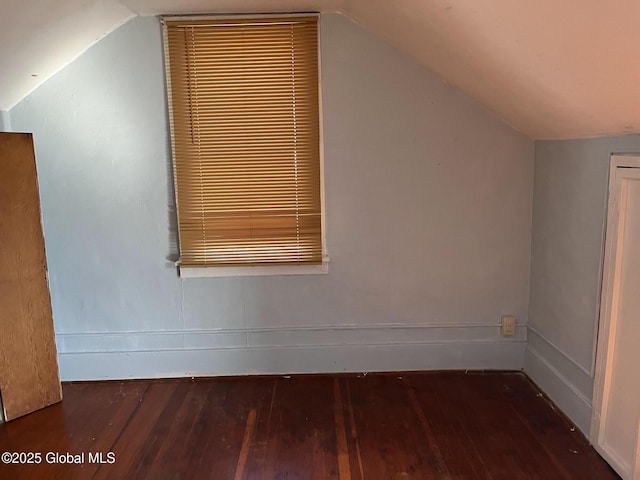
xmin=524 ymin=326 xmax=593 ymax=434
xmin=56 ymin=323 xmax=526 ymax=380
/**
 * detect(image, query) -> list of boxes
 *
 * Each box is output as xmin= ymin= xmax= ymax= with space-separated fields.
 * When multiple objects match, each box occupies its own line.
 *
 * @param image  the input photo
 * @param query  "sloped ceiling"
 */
xmin=343 ymin=0 xmax=640 ymax=139
xmin=0 ymin=0 xmax=135 ymax=114
xmin=1 ymin=0 xmax=638 ymax=139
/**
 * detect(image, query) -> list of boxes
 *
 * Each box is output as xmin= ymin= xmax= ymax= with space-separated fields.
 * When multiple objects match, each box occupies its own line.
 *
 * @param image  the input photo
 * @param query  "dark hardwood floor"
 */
xmin=0 ymin=372 xmax=619 ymax=479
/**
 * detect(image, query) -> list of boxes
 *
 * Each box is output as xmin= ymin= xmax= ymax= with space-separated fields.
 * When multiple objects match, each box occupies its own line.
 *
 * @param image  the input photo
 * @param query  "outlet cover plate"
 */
xmin=501 ymin=315 xmax=516 ymax=336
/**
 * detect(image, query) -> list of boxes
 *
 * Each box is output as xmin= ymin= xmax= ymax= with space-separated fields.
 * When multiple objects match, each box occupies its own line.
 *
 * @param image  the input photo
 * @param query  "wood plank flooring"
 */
xmin=0 ymin=372 xmax=619 ymax=479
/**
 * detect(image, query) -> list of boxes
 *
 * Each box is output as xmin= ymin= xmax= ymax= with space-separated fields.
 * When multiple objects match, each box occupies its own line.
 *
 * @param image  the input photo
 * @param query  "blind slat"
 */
xmin=165 ymin=15 xmax=322 ymax=268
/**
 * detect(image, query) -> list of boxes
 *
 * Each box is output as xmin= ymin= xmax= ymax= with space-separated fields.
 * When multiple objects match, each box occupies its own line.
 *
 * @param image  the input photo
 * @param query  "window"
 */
xmin=163 ymin=15 xmax=325 ymax=277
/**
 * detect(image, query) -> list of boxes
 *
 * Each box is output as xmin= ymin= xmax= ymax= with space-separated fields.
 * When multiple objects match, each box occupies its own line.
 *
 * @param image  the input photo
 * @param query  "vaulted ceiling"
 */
xmin=1 ymin=0 xmax=638 ymax=139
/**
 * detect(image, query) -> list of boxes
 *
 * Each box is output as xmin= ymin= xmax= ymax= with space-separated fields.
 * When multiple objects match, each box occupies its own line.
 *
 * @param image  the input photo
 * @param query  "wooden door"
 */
xmin=592 ymin=155 xmax=640 ymax=479
xmin=0 ymin=132 xmax=62 ymax=421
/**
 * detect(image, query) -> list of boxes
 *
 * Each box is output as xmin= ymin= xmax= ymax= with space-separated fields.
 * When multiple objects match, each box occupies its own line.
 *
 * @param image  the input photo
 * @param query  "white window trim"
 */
xmin=180 ymin=258 xmax=329 ymax=278
xmin=162 ymin=13 xmax=328 ymax=278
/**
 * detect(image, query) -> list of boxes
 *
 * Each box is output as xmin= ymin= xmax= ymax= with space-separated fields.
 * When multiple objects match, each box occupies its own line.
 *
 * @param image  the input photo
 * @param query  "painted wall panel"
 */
xmin=9 ymin=14 xmax=534 ymax=379
xmin=0 ymin=110 xmax=10 ymax=131
xmin=530 ymin=135 xmax=640 ymax=370
xmin=527 ymin=134 xmax=640 ymax=433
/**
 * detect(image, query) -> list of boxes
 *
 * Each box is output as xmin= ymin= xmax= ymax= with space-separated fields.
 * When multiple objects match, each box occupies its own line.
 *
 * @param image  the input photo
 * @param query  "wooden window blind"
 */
xmin=164 ymin=15 xmax=322 ymax=268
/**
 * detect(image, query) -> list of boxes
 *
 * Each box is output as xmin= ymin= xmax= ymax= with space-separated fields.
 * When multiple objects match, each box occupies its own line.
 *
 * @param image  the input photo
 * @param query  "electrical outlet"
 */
xmin=501 ymin=316 xmax=516 ymax=336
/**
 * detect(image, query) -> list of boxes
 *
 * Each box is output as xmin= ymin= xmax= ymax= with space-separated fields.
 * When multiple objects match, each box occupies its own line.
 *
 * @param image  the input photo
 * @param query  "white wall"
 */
xmin=9 ymin=14 xmax=534 ymax=380
xmin=526 ymin=135 xmax=640 ymax=433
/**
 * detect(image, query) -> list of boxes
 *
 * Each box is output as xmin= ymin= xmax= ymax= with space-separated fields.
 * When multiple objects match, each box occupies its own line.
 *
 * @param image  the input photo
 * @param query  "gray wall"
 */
xmin=0 ymin=110 xmax=10 ymax=131
xmin=9 ymin=14 xmax=534 ymax=380
xmin=526 ymin=134 xmax=640 ymax=433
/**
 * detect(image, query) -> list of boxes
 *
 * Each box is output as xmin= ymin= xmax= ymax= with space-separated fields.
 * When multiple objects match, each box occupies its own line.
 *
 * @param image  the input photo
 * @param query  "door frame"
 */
xmin=591 ymin=155 xmax=640 ymax=479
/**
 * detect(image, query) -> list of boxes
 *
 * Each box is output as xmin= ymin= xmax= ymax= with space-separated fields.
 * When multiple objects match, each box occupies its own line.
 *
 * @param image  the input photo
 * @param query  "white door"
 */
xmin=592 ymin=155 xmax=640 ymax=480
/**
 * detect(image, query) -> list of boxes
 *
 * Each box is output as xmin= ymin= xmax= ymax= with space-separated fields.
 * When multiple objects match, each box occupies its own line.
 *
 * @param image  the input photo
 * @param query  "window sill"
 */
xmin=179 ymin=260 xmax=329 ymax=278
